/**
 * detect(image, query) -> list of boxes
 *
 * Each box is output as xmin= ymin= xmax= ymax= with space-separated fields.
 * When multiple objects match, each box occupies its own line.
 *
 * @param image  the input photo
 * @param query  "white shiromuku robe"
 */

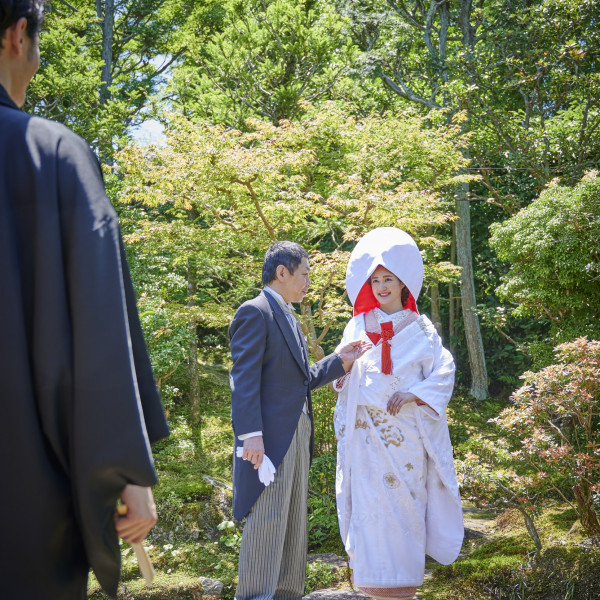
xmin=334 ymin=309 xmax=463 ymax=588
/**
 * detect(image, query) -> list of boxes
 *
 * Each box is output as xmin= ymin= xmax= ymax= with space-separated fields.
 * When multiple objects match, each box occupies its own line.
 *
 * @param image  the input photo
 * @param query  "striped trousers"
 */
xmin=235 ymin=412 xmax=311 ymax=600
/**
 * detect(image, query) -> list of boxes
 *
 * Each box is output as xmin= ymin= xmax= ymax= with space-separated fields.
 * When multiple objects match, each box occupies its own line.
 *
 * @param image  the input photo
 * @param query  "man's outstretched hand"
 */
xmin=337 ymin=340 xmax=372 ymax=372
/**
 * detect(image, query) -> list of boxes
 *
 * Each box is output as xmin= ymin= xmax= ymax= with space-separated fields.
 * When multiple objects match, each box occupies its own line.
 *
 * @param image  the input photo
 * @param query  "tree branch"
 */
xmin=58 ymin=0 xmax=79 ymax=11
xmin=387 ymin=0 xmax=425 ymax=30
xmin=234 ymin=177 xmax=277 ymax=241
xmin=379 ymin=71 xmax=441 ymax=109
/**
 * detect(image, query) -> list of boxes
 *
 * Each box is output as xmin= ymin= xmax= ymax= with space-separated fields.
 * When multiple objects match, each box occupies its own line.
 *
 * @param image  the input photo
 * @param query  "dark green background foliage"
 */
xmin=491 ymin=174 xmax=600 ymax=344
xmin=33 ymin=0 xmax=600 ymax=399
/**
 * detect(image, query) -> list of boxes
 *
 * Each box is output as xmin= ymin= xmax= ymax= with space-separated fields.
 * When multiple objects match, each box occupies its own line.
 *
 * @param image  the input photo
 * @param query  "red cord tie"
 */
xmin=380 ymin=321 xmax=394 ymax=375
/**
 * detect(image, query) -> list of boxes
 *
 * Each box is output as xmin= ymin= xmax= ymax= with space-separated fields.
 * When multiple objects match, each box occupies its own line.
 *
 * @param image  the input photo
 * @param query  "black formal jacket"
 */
xmin=229 ymin=290 xmax=346 ymax=520
xmin=0 ymin=85 xmax=169 ymax=599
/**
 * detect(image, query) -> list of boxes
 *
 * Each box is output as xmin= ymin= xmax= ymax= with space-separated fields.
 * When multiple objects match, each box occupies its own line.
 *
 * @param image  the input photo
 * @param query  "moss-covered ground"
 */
xmin=422 ymin=504 xmax=599 ymax=600
xmin=88 ymin=374 xmax=600 ymax=600
xmin=88 ymin=364 xmax=340 ymax=599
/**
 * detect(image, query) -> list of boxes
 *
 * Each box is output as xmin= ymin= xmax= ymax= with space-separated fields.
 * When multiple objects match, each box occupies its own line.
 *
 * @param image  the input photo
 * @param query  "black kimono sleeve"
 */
xmin=56 ymin=132 xmax=169 ymax=595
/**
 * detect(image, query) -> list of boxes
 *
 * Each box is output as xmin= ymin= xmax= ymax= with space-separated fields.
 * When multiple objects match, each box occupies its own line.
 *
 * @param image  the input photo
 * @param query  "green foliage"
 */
xmin=432 ymin=545 xmax=600 ymax=600
xmin=307 ymin=452 xmax=341 ymax=553
xmin=86 ymin=373 xmax=238 ymax=600
xmin=28 ymin=2 xmax=103 ymax=142
xmin=337 ymin=0 xmax=600 ymax=395
xmin=340 ymin=0 xmax=600 ymax=204
xmin=28 ymin=0 xmax=190 ymax=155
xmin=304 ymin=561 xmax=337 ymax=594
xmin=151 ymin=364 xmax=233 ymax=511
xmin=446 ymin=391 xmax=508 ymax=449
xmin=499 ymin=337 xmax=600 ymax=535
xmin=463 ymin=200 xmax=552 ymax=393
xmin=113 ymin=103 xmax=467 ymax=396
xmin=525 ymin=546 xmax=600 ymax=600
xmin=490 ymin=172 xmax=600 ymax=343
xmin=171 ymin=0 xmax=357 ymax=126
xmin=311 ymin=386 xmax=337 ymax=453
xmin=457 ymin=434 xmax=546 ymax=549
xmin=217 ymin=520 xmax=242 ymax=550
xmin=427 ymin=502 xmax=600 ymax=600
xmin=151 ymin=414 xmax=211 ymax=515
xmin=336 ymin=0 xmax=444 ymax=109
xmin=30 ymin=0 xmax=600 ymax=396
xmin=429 ymin=532 xmax=531 ymax=600
xmin=459 ymin=337 xmax=600 ymax=548
xmin=29 ymin=1 xmax=600 ymax=597
xmin=465 ymin=0 xmax=600 ymax=197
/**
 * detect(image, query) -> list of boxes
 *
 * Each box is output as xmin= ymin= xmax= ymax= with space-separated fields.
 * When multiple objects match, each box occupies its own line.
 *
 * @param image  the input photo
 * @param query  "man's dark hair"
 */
xmin=262 ymin=241 xmax=309 ymax=285
xmin=0 ymin=0 xmax=44 ymax=47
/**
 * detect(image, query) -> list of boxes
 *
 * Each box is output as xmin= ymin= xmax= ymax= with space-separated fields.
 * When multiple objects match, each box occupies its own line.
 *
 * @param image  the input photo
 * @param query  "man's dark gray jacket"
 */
xmin=229 ymin=290 xmax=346 ymax=520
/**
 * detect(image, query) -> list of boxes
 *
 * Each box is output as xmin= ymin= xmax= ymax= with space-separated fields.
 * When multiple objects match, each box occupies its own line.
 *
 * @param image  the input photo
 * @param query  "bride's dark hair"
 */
xmin=401 ymin=286 xmax=409 ymax=307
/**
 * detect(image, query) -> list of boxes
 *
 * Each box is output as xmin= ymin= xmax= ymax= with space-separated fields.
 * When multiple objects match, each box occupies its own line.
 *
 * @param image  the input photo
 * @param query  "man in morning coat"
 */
xmin=229 ymin=241 xmax=370 ymax=600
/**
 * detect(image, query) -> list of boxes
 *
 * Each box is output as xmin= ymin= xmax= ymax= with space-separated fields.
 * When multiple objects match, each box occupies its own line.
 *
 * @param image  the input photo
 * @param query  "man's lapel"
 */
xmin=294 ymin=319 xmax=310 ymax=372
xmin=262 ymin=291 xmax=307 ymax=374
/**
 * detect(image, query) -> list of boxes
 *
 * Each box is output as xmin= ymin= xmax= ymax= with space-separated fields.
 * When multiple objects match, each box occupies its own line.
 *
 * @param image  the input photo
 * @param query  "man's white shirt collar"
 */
xmin=264 ymin=286 xmax=295 ymax=316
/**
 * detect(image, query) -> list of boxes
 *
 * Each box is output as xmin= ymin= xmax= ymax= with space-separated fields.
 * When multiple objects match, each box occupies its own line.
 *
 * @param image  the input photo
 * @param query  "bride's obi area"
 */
xmin=334 ymin=309 xmax=463 ymax=588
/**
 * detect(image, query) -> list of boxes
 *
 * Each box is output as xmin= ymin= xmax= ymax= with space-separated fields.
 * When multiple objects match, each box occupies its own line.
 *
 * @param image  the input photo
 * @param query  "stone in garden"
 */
xmin=307 ymin=553 xmax=348 ymax=569
xmin=199 ymin=576 xmax=224 ymax=596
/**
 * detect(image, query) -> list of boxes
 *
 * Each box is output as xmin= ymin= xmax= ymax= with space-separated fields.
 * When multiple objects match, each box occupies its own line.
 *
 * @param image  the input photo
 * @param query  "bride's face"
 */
xmin=370 ymin=266 xmax=405 ymax=314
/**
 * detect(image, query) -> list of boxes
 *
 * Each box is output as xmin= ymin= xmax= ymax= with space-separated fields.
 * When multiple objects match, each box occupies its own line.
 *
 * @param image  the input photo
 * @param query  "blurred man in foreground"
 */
xmin=0 ymin=1 xmax=169 ymax=597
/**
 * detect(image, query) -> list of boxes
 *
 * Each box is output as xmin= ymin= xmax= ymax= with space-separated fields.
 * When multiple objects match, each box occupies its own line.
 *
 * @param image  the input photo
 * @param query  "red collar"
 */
xmin=366 ymin=322 xmax=394 ymax=374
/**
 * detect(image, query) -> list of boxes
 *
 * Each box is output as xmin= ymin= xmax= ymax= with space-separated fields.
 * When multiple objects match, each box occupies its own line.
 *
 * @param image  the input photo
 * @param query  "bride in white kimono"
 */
xmin=333 ymin=228 xmax=463 ymax=600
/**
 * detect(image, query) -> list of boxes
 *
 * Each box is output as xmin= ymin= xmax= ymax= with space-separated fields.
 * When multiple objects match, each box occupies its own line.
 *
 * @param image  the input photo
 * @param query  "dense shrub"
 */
xmin=500 ymin=337 xmax=600 ymax=536
xmin=458 ymin=337 xmax=600 ymax=546
xmin=307 ymin=451 xmax=341 ymax=553
xmin=490 ymin=172 xmax=600 ymax=347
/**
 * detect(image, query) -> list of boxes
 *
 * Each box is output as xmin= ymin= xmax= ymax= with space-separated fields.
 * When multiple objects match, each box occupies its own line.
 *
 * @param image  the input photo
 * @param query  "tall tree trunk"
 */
xmin=98 ymin=0 xmax=114 ymax=161
xmin=428 ymin=226 xmax=443 ymax=337
xmin=448 ymin=223 xmax=457 ymax=357
xmin=99 ymin=0 xmax=114 ymax=104
xmin=456 ymin=177 xmax=488 ymax=400
xmin=456 ymin=2 xmax=488 ymax=399
xmin=430 ymin=282 xmax=442 ymax=337
xmin=362 ymin=0 xmax=489 ymax=398
xmin=300 ymin=301 xmax=325 ymax=360
xmin=187 ymin=257 xmax=201 ymax=424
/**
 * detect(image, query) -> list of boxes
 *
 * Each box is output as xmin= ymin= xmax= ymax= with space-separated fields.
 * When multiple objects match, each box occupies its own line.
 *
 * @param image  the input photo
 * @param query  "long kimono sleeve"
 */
xmin=408 ymin=318 xmax=455 ymax=420
xmin=57 ymin=132 xmax=168 ymax=596
xmin=118 ymin=235 xmax=170 ymax=444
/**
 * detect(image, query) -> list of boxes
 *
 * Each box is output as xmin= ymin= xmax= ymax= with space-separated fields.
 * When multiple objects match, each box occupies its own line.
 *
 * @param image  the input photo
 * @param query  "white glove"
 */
xmin=236 ymin=447 xmax=276 ymax=487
